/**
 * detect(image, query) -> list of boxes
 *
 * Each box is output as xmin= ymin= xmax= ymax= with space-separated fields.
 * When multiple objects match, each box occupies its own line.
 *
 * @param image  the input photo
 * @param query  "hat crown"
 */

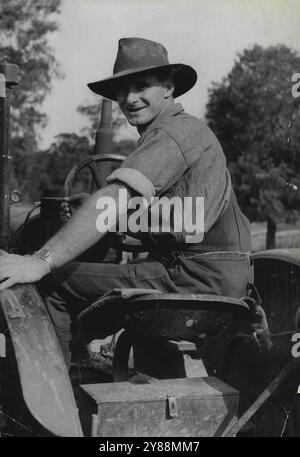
xmin=88 ymin=37 xmax=197 ymax=100
xmin=113 ymin=38 xmax=170 ymax=75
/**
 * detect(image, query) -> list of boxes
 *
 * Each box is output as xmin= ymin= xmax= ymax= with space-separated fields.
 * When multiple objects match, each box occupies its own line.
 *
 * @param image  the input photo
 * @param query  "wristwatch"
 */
xmin=33 ymin=248 xmax=55 ymax=271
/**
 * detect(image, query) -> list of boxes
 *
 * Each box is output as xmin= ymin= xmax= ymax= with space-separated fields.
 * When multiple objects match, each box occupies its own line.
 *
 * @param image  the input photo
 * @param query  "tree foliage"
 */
xmin=41 ymin=133 xmax=92 ymax=197
xmin=12 ymin=133 xmax=90 ymax=201
xmin=206 ymin=45 xmax=300 ymax=247
xmin=0 ymin=1 xmax=136 ymax=201
xmin=16 ymin=132 xmax=137 ymax=201
xmin=0 ymin=0 xmax=62 ymax=198
xmin=0 ymin=0 xmax=62 ymax=146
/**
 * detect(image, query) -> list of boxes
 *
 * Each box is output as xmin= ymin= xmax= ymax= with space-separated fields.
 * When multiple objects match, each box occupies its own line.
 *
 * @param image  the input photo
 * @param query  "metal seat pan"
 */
xmin=76 ymin=291 xmax=250 ymax=342
xmin=129 ymin=293 xmax=249 ymax=312
xmin=125 ymin=294 xmax=250 ymax=339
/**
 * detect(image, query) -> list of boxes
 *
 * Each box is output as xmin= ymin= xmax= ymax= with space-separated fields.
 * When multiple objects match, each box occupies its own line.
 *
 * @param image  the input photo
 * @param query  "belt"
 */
xmin=149 ymin=248 xmax=251 ymax=268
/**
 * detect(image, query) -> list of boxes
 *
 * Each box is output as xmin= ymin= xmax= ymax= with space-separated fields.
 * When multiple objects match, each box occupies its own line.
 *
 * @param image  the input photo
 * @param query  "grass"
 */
xmin=251 ymin=221 xmax=300 ymax=232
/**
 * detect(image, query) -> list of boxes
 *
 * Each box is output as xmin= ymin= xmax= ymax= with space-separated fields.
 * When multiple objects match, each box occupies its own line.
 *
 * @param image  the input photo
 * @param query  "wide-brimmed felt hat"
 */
xmin=87 ymin=37 xmax=197 ymax=100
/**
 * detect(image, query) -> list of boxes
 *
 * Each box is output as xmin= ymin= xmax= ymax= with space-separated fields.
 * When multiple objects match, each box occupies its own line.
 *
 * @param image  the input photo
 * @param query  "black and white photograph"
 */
xmin=0 ymin=0 xmax=300 ymax=440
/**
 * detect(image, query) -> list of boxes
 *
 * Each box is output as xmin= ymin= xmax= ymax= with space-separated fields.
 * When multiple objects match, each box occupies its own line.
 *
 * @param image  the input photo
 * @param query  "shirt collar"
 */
xmin=138 ymin=102 xmax=184 ymax=143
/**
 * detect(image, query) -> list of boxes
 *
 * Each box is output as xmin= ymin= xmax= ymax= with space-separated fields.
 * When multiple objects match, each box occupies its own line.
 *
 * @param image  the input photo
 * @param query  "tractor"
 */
xmin=0 ymin=62 xmax=299 ymax=438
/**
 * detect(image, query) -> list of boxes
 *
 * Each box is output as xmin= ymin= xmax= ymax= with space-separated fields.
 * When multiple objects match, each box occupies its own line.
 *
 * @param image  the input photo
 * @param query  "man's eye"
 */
xmin=135 ymin=83 xmax=147 ymax=90
xmin=116 ymin=89 xmax=126 ymax=98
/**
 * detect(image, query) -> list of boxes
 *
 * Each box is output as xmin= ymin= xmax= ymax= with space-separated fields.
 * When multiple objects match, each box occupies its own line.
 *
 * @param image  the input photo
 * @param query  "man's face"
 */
xmin=116 ymin=73 xmax=173 ymax=128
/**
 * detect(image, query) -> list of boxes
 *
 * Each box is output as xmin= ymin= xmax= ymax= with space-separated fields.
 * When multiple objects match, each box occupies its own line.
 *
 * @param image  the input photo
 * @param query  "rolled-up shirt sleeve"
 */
xmin=107 ymin=168 xmax=155 ymax=203
xmin=106 ymin=128 xmax=188 ymax=202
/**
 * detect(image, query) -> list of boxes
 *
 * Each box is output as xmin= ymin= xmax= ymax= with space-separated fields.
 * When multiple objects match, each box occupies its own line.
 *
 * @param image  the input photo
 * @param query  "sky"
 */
xmin=40 ymin=0 xmax=300 ymax=148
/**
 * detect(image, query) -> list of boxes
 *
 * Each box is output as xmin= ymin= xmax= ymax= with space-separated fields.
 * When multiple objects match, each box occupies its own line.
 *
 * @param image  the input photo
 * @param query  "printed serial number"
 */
xmin=142 ymin=441 xmax=200 ymax=452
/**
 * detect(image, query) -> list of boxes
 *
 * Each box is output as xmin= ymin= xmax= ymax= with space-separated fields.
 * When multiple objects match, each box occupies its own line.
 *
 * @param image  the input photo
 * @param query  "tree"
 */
xmin=1 ymin=2 xmax=137 ymax=202
xmin=9 ymin=133 xmax=91 ymax=201
xmin=0 ymin=0 xmax=62 ymax=196
xmin=206 ymin=45 xmax=300 ymax=248
xmin=42 ymin=133 xmax=91 ymax=197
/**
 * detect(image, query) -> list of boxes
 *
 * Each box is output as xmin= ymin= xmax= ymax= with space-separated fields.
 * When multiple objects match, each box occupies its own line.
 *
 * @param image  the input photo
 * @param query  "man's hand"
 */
xmin=0 ymin=250 xmax=50 ymax=291
xmin=60 ymin=192 xmax=90 ymax=222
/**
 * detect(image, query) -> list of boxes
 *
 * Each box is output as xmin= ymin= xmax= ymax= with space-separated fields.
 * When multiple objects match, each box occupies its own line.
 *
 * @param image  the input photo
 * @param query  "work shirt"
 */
xmin=40 ymin=105 xmax=255 ymax=362
xmin=107 ymin=102 xmax=251 ymax=255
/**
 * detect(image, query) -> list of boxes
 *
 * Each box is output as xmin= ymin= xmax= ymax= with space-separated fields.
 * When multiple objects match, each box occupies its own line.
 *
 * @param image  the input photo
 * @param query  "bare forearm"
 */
xmin=43 ymin=184 xmax=128 ymax=269
xmin=0 ymin=184 xmax=133 ymax=291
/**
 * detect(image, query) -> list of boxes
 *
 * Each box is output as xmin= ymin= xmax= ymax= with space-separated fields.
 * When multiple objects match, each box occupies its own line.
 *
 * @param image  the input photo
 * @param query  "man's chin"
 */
xmin=128 ymin=117 xmax=146 ymax=127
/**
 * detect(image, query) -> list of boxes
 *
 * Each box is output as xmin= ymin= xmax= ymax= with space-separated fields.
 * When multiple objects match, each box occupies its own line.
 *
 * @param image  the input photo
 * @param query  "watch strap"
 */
xmin=33 ymin=248 xmax=55 ymax=271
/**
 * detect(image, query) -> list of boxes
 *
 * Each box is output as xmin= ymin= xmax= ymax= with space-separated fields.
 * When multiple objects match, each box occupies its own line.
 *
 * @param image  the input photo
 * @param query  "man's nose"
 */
xmin=125 ymin=88 xmax=139 ymax=105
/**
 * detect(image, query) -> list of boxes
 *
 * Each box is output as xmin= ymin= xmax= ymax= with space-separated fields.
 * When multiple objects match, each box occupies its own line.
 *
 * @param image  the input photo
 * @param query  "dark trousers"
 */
xmin=38 ymin=252 xmax=253 ymax=367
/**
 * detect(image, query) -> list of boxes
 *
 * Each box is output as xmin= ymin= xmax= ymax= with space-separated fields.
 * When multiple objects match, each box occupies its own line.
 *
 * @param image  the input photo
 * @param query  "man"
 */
xmin=0 ymin=38 xmax=254 ymax=365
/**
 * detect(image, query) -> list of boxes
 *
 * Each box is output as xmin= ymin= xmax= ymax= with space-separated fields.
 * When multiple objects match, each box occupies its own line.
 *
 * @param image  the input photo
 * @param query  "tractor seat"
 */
xmin=124 ymin=293 xmax=250 ymax=340
xmin=76 ymin=289 xmax=251 ymax=344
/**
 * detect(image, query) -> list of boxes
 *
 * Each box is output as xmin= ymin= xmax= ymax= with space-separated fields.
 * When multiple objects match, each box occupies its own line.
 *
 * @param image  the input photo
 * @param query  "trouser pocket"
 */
xmin=170 ymin=253 xmax=253 ymax=298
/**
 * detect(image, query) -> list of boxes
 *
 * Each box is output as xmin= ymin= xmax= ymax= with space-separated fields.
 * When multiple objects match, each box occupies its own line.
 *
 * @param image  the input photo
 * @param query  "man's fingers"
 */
xmin=0 ymin=267 xmax=21 ymax=279
xmin=0 ymin=277 xmax=16 ymax=291
xmin=59 ymin=201 xmax=72 ymax=222
xmin=61 ymin=202 xmax=72 ymax=211
xmin=0 ymin=254 xmax=49 ymax=288
xmin=0 ymin=269 xmax=8 ymax=280
xmin=61 ymin=216 xmax=71 ymax=223
xmin=0 ymin=264 xmax=13 ymax=278
xmin=59 ymin=211 xmax=72 ymax=222
xmin=60 ymin=193 xmax=90 ymax=220
xmin=60 ymin=208 xmax=71 ymax=216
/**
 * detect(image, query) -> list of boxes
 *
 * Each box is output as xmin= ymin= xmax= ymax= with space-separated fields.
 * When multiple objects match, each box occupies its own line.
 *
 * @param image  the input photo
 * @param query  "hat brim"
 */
xmin=87 ymin=63 xmax=197 ymax=100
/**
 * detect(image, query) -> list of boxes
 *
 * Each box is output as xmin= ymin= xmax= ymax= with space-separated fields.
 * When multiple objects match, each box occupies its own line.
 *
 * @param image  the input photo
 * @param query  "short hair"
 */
xmin=152 ymin=67 xmax=178 ymax=85
xmin=151 ymin=67 xmax=181 ymax=97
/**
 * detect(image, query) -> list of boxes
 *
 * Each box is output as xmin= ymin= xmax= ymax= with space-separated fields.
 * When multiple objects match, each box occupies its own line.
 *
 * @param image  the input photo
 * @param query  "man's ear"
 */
xmin=164 ymin=80 xmax=175 ymax=99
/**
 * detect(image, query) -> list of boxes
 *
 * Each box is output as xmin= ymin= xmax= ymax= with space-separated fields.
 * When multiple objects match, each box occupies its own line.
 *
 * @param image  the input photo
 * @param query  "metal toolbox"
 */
xmin=79 ymin=376 xmax=239 ymax=437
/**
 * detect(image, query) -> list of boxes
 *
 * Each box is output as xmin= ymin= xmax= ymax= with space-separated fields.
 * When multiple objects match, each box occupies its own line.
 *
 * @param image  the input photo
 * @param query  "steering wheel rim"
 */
xmin=63 ymin=153 xmax=147 ymax=253
xmin=64 ymin=153 xmax=126 ymax=196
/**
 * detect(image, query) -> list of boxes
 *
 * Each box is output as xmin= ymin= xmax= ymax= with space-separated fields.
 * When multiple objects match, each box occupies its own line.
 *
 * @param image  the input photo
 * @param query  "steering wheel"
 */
xmin=64 ymin=153 xmax=147 ymax=254
xmin=64 ymin=153 xmax=125 ymax=196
